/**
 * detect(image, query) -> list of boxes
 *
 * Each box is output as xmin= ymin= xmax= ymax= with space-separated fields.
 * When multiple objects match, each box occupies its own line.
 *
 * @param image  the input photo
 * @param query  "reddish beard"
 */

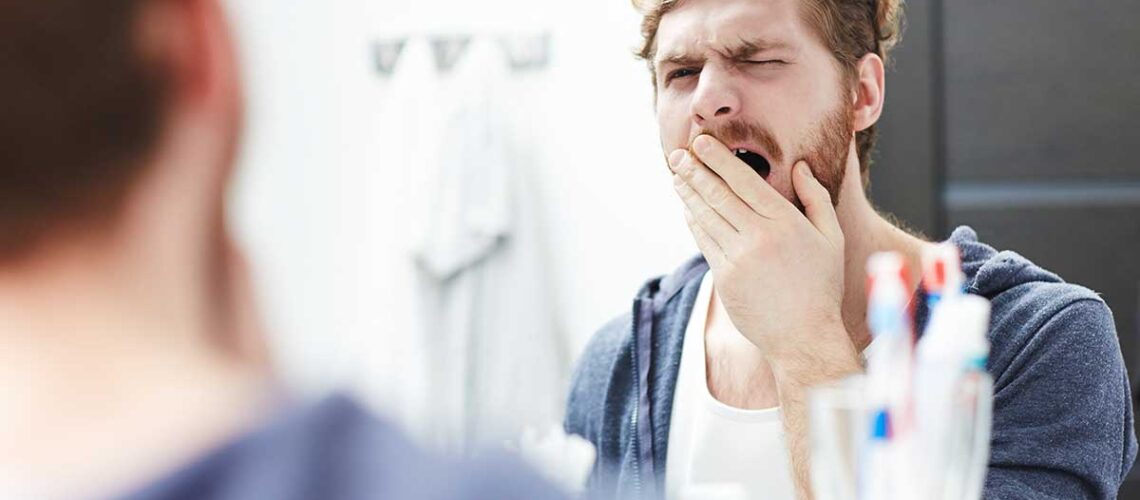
xmin=694 ymin=104 xmax=854 ymax=207
xmin=801 ymin=104 xmax=853 ymax=206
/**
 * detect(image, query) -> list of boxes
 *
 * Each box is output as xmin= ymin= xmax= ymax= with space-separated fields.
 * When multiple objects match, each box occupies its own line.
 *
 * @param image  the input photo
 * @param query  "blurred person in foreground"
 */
xmin=0 ymin=1 xmax=568 ymax=499
xmin=564 ymin=0 xmax=1137 ymax=498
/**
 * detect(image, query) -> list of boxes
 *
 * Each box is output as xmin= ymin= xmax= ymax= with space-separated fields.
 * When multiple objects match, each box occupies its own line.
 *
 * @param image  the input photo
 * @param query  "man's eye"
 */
xmin=746 ymin=59 xmax=786 ymax=66
xmin=666 ymin=68 xmax=699 ymax=83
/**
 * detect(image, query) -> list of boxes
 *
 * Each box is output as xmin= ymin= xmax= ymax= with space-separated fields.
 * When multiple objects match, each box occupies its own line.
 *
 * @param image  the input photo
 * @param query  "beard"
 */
xmin=694 ymin=103 xmax=854 ymax=207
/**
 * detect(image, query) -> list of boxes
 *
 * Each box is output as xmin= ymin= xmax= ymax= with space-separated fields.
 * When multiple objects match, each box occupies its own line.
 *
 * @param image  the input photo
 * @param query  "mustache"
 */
xmin=692 ymin=120 xmax=784 ymax=165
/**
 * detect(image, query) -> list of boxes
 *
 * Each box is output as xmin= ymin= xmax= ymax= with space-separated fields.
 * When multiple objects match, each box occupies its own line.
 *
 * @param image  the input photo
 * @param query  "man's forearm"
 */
xmin=772 ymin=331 xmax=862 ymax=500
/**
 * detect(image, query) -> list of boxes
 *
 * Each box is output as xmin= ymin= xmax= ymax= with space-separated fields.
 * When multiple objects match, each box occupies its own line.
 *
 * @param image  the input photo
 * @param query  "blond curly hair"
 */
xmin=633 ymin=0 xmax=906 ymax=175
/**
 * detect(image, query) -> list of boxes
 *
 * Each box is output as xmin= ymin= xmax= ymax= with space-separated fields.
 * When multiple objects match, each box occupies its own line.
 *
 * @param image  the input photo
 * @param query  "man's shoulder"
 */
xmin=581 ymin=312 xmax=635 ymax=368
xmin=565 ymin=311 xmax=634 ymax=430
xmin=958 ymin=230 xmax=1121 ymax=384
xmin=955 ymin=229 xmax=1136 ymax=495
xmin=570 ymin=256 xmax=700 ymax=361
xmin=983 ymin=273 xmax=1115 ymax=376
xmin=125 ymin=395 xmax=565 ymax=500
xmin=965 ymin=243 xmax=1111 ymax=337
xmin=951 ymin=226 xmax=1109 ymax=338
xmin=567 ymin=254 xmax=710 ymax=399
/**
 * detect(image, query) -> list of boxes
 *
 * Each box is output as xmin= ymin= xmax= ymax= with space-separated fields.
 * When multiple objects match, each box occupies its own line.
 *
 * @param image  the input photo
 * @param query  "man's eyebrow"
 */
xmin=655 ymin=51 xmax=705 ymax=68
xmin=655 ymin=36 xmax=792 ymax=68
xmin=728 ymin=36 xmax=791 ymax=59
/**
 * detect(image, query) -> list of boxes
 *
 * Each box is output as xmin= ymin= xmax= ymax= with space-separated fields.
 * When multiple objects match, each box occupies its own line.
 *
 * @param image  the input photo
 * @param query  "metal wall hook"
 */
xmin=429 ymin=35 xmax=474 ymax=74
xmin=497 ymin=33 xmax=551 ymax=72
xmin=372 ymin=31 xmax=551 ymax=77
xmin=372 ymin=38 xmax=408 ymax=77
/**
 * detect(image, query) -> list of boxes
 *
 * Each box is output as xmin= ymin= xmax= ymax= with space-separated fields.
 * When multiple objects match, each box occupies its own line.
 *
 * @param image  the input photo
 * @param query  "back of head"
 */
xmin=0 ymin=0 xmax=168 ymax=261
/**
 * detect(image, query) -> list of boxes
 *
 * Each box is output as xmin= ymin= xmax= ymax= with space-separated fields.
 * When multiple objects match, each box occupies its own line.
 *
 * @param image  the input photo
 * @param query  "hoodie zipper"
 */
xmin=630 ymin=297 xmax=657 ymax=500
xmin=629 ymin=331 xmax=643 ymax=498
xmin=629 ymin=260 xmax=706 ymax=500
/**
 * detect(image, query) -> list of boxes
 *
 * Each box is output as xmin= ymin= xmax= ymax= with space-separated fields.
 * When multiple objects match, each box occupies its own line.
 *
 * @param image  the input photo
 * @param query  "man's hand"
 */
xmin=668 ymin=134 xmax=850 ymax=364
xmin=670 ymin=134 xmax=862 ymax=500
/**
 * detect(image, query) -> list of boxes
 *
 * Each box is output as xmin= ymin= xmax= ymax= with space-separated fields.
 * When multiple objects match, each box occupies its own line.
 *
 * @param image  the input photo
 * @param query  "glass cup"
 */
xmin=808 ymin=375 xmax=870 ymax=500
xmin=808 ymin=373 xmax=993 ymax=500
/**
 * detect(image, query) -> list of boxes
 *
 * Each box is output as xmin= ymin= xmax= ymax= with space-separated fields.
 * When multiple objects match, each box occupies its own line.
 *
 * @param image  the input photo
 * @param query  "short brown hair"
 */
xmin=0 ymin=0 xmax=168 ymax=260
xmin=633 ymin=0 xmax=905 ymax=176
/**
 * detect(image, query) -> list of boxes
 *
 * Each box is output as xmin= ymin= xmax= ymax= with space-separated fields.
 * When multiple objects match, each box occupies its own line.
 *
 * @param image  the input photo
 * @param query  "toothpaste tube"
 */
xmin=862 ymin=252 xmax=917 ymax=500
xmin=922 ymin=243 xmax=965 ymax=311
xmin=915 ymin=244 xmax=992 ymax=500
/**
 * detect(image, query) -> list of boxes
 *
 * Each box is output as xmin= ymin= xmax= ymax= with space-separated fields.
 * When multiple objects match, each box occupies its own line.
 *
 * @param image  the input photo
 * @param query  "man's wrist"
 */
xmin=768 ymin=324 xmax=861 ymax=389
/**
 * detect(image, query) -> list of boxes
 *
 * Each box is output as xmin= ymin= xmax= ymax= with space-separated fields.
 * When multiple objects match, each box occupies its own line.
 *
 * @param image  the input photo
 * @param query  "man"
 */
xmin=564 ymin=0 xmax=1137 ymax=498
xmin=0 ymin=1 xmax=566 ymax=499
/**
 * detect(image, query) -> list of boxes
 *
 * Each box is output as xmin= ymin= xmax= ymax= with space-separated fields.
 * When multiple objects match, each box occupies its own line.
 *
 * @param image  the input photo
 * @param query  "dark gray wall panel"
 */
xmin=943 ymin=1 xmax=1140 ymax=182
xmin=871 ymin=0 xmax=940 ymax=236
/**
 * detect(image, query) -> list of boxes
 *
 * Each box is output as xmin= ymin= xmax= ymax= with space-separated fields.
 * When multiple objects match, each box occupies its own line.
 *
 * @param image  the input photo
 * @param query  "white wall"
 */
xmin=224 ymin=0 xmax=698 ymax=434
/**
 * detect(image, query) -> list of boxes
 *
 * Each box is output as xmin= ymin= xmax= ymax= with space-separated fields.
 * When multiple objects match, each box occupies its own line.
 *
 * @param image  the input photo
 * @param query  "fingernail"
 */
xmin=797 ymin=162 xmax=813 ymax=178
xmin=668 ymin=149 xmax=686 ymax=170
xmin=692 ymin=135 xmax=711 ymax=154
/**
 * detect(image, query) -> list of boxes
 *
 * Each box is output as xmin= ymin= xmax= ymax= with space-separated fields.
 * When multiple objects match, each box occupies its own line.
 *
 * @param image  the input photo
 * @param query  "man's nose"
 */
xmin=690 ymin=66 xmax=741 ymax=127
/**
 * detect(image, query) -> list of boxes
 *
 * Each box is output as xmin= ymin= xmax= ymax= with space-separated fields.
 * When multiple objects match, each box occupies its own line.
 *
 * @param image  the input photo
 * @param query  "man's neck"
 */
xmin=705 ymin=290 xmax=782 ymax=409
xmin=834 ymin=189 xmax=930 ymax=352
xmin=704 ymin=164 xmax=931 ymax=410
xmin=0 ymin=237 xmax=272 ymax=499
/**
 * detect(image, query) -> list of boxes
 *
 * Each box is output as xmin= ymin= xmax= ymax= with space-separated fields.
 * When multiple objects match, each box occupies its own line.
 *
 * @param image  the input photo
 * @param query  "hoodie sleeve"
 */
xmin=983 ymin=297 xmax=1137 ymax=499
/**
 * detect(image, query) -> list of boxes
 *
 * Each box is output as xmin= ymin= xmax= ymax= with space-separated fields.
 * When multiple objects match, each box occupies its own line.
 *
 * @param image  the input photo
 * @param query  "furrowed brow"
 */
xmin=725 ymin=36 xmax=791 ymax=59
xmin=656 ymin=51 xmax=705 ymax=69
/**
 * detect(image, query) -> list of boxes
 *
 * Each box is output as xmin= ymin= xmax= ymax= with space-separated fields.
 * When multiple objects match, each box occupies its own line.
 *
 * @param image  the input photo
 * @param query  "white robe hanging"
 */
xmin=408 ymin=38 xmax=568 ymax=452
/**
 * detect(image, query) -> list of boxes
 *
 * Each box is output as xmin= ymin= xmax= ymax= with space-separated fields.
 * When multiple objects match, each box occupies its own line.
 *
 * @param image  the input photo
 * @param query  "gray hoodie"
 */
xmin=565 ymin=226 xmax=1137 ymax=499
xmin=121 ymin=395 xmax=568 ymax=500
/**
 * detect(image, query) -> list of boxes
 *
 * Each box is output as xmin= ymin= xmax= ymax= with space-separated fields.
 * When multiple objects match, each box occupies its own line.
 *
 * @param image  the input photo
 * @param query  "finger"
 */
xmin=674 ymin=174 xmax=737 ymax=247
xmin=690 ymin=135 xmax=789 ymax=218
xmin=670 ymin=150 xmax=758 ymax=230
xmin=684 ymin=208 xmax=727 ymax=269
xmin=791 ymin=161 xmax=843 ymax=244
xmin=668 ymin=149 xmax=686 ymax=171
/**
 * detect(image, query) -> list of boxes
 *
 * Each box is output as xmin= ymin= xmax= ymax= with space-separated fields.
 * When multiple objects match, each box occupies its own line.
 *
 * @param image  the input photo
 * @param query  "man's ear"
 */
xmin=850 ymin=53 xmax=885 ymax=133
xmin=138 ymin=0 xmax=240 ymax=114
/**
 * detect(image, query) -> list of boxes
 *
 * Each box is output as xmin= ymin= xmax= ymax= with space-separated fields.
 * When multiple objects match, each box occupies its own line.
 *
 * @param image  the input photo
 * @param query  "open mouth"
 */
xmin=733 ymin=148 xmax=771 ymax=179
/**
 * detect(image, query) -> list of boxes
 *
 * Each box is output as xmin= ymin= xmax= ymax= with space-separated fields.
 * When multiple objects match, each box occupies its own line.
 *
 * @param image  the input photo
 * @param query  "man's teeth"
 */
xmin=735 ymin=148 xmax=748 ymax=155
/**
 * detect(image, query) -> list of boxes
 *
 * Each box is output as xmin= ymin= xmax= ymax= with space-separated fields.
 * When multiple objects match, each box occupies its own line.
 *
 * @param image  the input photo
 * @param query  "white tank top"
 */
xmin=664 ymin=272 xmax=795 ymax=500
